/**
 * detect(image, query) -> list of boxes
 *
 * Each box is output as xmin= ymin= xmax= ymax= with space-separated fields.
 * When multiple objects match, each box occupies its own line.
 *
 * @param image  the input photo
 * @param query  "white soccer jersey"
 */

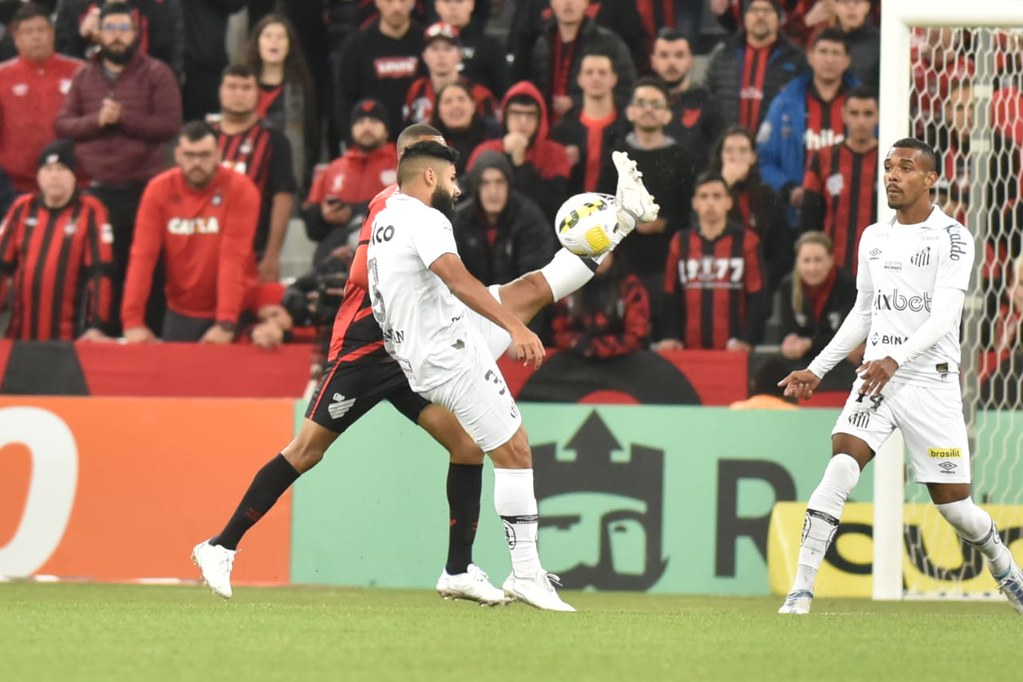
xmin=366 ymin=193 xmax=468 ymax=392
xmin=857 ymin=205 xmax=974 ymax=385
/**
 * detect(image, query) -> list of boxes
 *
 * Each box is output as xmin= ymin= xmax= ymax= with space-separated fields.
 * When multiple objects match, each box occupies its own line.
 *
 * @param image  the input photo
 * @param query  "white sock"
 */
xmin=935 ymin=497 xmax=1013 ymax=579
xmin=493 ymin=467 xmax=541 ymax=577
xmin=539 ymin=248 xmax=597 ymax=301
xmin=792 ymin=454 xmax=861 ymax=594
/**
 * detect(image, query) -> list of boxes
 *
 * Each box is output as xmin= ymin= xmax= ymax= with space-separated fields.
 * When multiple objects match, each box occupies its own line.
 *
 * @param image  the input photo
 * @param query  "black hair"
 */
xmin=812 ymin=27 xmax=848 ymax=52
xmin=99 ymin=2 xmax=134 ymax=22
xmin=693 ymin=172 xmax=729 ymax=192
xmin=12 ymin=2 xmax=51 ymax=29
xmin=222 ymin=63 xmax=258 ymax=80
xmin=890 ymin=137 xmax=938 ymax=172
xmin=631 ymin=76 xmax=670 ymax=100
xmin=179 ymin=120 xmax=218 ymax=143
xmin=844 ymin=86 xmax=878 ymax=103
xmin=397 ymin=140 xmax=459 ymax=185
xmin=654 ymin=27 xmax=688 ymax=43
xmin=579 ymin=49 xmax=617 ymax=73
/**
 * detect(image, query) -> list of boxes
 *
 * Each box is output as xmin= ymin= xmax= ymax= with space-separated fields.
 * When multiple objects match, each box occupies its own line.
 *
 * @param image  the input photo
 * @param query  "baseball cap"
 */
xmin=350 ymin=98 xmax=390 ymax=127
xmin=37 ymin=140 xmax=76 ymax=172
xmin=424 ymin=22 xmax=460 ymax=47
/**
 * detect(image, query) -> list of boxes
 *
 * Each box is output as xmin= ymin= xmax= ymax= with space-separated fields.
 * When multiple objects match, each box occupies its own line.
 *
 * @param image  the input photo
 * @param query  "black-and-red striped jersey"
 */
xmin=803 ymin=87 xmax=847 ymax=157
xmin=801 ymin=142 xmax=879 ymax=273
xmin=0 ymin=193 xmax=113 ymax=340
xmin=663 ymin=225 xmax=765 ymax=350
xmin=325 ymin=184 xmax=396 ymax=364
xmin=215 ymin=121 xmax=297 ymax=256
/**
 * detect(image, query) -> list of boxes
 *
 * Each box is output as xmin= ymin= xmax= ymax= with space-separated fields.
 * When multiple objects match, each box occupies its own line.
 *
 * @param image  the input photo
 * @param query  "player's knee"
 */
xmin=282 ymin=435 xmax=329 ymax=473
xmin=449 ymin=434 xmax=484 ymax=465
xmin=498 ymin=430 xmax=532 ymax=469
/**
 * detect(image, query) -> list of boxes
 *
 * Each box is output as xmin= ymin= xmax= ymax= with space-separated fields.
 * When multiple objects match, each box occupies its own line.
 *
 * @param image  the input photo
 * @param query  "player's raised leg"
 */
xmin=779 ymin=433 xmax=872 ymax=614
xmin=929 ymin=483 xmax=1023 ymax=615
xmin=192 ymin=419 xmax=337 ymax=598
xmin=499 ymin=151 xmax=660 ymax=320
xmin=416 ymin=404 xmax=507 ymax=605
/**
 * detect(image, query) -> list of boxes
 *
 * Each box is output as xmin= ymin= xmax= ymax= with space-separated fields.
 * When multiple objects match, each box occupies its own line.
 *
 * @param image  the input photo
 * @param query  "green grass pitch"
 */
xmin=2 ymin=582 xmax=1018 ymax=682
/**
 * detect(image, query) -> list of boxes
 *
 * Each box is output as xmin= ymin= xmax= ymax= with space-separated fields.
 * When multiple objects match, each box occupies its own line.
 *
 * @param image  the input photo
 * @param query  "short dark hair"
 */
xmin=694 ymin=172 xmax=729 ymax=192
xmin=397 ymin=123 xmax=443 ymax=156
xmin=845 ymin=86 xmax=878 ymax=103
xmin=890 ymin=138 xmax=939 ymax=172
xmin=397 ymin=140 xmax=459 ymax=186
xmin=179 ymin=120 xmax=218 ymax=144
xmin=654 ymin=27 xmax=688 ymax=43
xmin=222 ymin=63 xmax=257 ymax=80
xmin=579 ymin=50 xmax=616 ymax=73
xmin=12 ymin=2 xmax=51 ymax=29
xmin=631 ymin=76 xmax=669 ymax=100
xmin=812 ymin=27 xmax=848 ymax=52
xmin=99 ymin=2 xmax=134 ymax=22
xmin=506 ymin=94 xmax=539 ymax=111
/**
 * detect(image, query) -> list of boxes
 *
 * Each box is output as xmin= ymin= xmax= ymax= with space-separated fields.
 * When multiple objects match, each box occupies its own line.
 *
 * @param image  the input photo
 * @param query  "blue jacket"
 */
xmin=756 ymin=71 xmax=860 ymax=195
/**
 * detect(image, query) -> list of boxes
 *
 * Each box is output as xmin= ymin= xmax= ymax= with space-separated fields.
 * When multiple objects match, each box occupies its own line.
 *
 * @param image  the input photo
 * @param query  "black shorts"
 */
xmin=305 ymin=358 xmax=430 ymax=433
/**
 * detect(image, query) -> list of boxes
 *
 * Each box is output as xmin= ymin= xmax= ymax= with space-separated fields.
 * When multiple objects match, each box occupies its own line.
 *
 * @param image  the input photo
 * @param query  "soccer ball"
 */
xmin=555 ymin=192 xmax=616 ymax=257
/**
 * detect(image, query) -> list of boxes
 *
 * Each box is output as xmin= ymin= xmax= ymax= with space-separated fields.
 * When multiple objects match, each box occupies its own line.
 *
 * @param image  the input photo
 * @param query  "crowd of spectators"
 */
xmin=0 ymin=0 xmax=1022 ymax=397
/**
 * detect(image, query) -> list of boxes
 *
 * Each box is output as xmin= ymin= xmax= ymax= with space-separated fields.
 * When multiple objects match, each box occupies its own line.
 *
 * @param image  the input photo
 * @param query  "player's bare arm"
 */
xmin=430 ymin=253 xmax=545 ymax=368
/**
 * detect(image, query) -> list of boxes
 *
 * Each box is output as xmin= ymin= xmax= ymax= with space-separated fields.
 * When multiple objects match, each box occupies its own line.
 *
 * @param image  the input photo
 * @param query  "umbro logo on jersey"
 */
xmin=328 ymin=393 xmax=356 ymax=420
xmin=868 ymin=248 xmax=882 ymax=259
xmin=938 ymin=461 xmax=958 ymax=474
xmin=910 ymin=247 xmax=931 ymax=267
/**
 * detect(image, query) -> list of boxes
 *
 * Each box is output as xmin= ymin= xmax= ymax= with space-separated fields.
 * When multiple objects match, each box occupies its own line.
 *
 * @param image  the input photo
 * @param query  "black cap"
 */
xmin=744 ymin=0 xmax=783 ymax=17
xmin=38 ymin=140 xmax=75 ymax=172
xmin=350 ymin=98 xmax=390 ymax=128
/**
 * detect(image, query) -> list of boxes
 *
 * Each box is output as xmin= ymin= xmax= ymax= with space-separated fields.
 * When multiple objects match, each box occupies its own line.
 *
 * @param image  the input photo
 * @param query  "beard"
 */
xmin=430 ymin=186 xmax=456 ymax=219
xmin=100 ymin=41 xmax=136 ymax=65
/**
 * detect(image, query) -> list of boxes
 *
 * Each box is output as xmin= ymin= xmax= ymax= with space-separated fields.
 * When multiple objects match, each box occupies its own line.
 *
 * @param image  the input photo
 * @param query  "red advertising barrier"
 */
xmin=0 ymin=397 xmax=294 ymax=583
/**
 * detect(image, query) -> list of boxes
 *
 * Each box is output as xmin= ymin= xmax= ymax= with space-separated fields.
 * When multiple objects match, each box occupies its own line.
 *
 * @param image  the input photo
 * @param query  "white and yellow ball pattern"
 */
xmin=555 ymin=192 xmax=616 ymax=257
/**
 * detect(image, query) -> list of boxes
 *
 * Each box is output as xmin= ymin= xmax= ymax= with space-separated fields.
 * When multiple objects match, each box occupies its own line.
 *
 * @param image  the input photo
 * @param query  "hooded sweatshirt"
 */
xmin=466 ymin=81 xmax=569 ymax=222
xmin=453 ymin=150 xmax=556 ymax=285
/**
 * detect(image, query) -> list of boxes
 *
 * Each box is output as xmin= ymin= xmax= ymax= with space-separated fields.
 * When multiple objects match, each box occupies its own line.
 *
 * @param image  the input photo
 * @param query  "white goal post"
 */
xmin=875 ymin=0 xmax=1023 ymax=600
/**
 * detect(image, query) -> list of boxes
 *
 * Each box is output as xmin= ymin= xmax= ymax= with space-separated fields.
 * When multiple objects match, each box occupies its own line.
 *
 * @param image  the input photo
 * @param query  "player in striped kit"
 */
xmin=0 ymin=141 xmax=113 ymax=341
xmin=777 ymin=138 xmax=1023 ymax=616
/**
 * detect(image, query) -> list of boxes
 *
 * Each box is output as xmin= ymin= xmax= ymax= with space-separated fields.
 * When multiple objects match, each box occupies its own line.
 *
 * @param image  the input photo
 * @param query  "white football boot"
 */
xmin=192 ymin=540 xmax=236 ymax=599
xmin=996 ymin=563 xmax=1023 ymax=616
xmin=610 ymin=150 xmax=660 ymax=246
xmin=436 ymin=564 xmax=509 ymax=606
xmin=778 ymin=589 xmax=814 ymax=615
xmin=502 ymin=570 xmax=575 ymax=612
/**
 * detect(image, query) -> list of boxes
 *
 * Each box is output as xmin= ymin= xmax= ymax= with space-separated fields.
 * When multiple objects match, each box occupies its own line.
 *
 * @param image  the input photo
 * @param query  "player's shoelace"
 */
xmin=544 ymin=573 xmax=564 ymax=591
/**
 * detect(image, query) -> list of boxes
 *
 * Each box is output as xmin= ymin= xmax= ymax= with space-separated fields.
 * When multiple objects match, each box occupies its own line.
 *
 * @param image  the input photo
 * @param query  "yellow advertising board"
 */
xmin=768 ymin=502 xmax=1023 ymax=596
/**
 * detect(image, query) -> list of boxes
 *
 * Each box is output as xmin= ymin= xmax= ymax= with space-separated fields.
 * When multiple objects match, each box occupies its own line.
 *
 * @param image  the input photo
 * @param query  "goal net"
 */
xmin=875 ymin=1 xmax=1023 ymax=599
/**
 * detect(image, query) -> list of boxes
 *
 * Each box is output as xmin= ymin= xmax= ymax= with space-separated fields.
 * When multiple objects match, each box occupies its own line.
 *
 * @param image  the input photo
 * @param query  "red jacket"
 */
xmin=122 ymin=167 xmax=258 ymax=328
xmin=0 ymin=54 xmax=83 ymax=192
xmin=53 ymin=50 xmax=181 ymax=185
xmin=306 ymin=144 xmax=397 ymax=206
xmin=467 ymin=81 xmax=570 ymax=180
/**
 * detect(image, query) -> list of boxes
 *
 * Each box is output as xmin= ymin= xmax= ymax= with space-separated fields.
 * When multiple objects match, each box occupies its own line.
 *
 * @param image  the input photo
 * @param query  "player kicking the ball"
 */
xmin=192 ymin=127 xmax=658 ymax=608
xmin=777 ymin=138 xmax=1023 ymax=616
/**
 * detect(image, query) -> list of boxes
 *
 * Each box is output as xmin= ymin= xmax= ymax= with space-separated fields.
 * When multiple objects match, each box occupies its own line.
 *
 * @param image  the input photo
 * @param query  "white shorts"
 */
xmin=832 ymin=378 xmax=971 ymax=484
xmin=421 ymin=327 xmax=521 ymax=453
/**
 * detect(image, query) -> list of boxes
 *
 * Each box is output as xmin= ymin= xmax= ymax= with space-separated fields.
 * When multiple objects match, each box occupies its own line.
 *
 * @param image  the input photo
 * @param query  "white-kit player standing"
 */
xmin=366 ymin=140 xmax=658 ymax=611
xmin=777 ymin=137 xmax=1023 ymax=615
